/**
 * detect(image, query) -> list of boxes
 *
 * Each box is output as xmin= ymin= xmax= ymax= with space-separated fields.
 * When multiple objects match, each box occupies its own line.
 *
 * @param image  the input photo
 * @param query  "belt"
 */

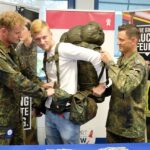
xmin=46 ymin=105 xmax=70 ymax=114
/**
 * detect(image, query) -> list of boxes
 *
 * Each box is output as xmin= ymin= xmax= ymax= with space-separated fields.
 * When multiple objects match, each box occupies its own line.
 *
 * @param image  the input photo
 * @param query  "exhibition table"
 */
xmin=0 ymin=143 xmax=150 ymax=150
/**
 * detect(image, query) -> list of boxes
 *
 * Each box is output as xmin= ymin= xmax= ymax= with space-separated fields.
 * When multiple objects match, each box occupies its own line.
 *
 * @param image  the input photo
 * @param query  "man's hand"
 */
xmin=100 ymin=50 xmax=112 ymax=64
xmin=42 ymin=82 xmax=55 ymax=89
xmin=92 ymin=83 xmax=106 ymax=97
xmin=46 ymin=87 xmax=55 ymax=96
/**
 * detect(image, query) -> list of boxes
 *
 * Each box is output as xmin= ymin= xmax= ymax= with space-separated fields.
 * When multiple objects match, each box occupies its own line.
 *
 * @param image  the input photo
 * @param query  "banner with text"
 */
xmin=123 ymin=10 xmax=150 ymax=60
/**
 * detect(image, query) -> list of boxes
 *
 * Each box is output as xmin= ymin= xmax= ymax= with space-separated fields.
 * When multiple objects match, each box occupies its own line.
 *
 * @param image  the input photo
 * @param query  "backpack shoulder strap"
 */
xmin=98 ymin=62 xmax=109 ymax=85
xmin=43 ymin=43 xmax=60 ymax=86
xmin=54 ymin=43 xmax=60 ymax=87
xmin=43 ymin=52 xmax=48 ymax=80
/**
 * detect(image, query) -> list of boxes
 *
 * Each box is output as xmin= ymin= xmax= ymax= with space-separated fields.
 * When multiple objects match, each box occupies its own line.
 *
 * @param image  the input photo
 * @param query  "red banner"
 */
xmin=46 ymin=10 xmax=115 ymax=30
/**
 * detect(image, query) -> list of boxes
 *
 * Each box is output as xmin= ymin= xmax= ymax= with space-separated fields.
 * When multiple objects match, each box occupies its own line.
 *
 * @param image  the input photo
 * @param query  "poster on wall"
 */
xmin=123 ymin=10 xmax=150 ymax=114
xmin=45 ymin=10 xmax=115 ymax=144
xmin=123 ymin=11 xmax=150 ymax=60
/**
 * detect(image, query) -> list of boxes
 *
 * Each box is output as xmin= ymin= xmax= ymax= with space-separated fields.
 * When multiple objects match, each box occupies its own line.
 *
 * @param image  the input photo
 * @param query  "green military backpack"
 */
xmin=60 ymin=22 xmax=110 ymax=103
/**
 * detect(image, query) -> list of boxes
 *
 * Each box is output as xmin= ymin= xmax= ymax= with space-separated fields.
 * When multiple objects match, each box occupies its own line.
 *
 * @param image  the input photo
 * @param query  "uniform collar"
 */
xmin=118 ymin=51 xmax=138 ymax=66
xmin=0 ymin=40 xmax=11 ymax=54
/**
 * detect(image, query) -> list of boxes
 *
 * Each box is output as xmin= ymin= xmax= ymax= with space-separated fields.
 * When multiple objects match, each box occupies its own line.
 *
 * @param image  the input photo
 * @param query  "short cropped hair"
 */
xmin=0 ymin=11 xmax=25 ymax=30
xmin=30 ymin=19 xmax=49 ymax=35
xmin=118 ymin=24 xmax=140 ymax=41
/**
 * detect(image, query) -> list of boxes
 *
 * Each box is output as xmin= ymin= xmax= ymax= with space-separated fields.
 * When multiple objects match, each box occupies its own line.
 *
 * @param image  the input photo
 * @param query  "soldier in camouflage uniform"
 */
xmin=16 ymin=20 xmax=38 ymax=81
xmin=0 ymin=11 xmax=54 ymax=145
xmin=16 ymin=19 xmax=41 ymax=144
xmin=101 ymin=24 xmax=148 ymax=143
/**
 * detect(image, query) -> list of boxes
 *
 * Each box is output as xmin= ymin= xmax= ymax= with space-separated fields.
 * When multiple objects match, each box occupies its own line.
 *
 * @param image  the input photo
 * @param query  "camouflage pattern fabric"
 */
xmin=81 ymin=22 xmax=104 ymax=45
xmin=16 ymin=41 xmax=37 ymax=76
xmin=69 ymin=91 xmax=98 ymax=125
xmin=77 ymin=60 xmax=99 ymax=90
xmin=16 ymin=41 xmax=42 ymax=86
xmin=106 ymin=130 xmax=145 ymax=143
xmin=67 ymin=25 xmax=83 ymax=44
xmin=0 ymin=42 xmax=47 ymax=145
xmin=106 ymin=52 xmax=148 ymax=138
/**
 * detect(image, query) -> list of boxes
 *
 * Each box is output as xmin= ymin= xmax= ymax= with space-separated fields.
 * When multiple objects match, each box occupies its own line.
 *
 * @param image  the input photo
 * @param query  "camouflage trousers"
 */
xmin=106 ymin=130 xmax=145 ymax=143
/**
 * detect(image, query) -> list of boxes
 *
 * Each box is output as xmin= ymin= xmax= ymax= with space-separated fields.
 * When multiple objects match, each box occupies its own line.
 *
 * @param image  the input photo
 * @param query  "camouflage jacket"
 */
xmin=0 ymin=41 xmax=47 ymax=127
xmin=16 ymin=41 xmax=42 ymax=85
xmin=106 ymin=52 xmax=148 ymax=138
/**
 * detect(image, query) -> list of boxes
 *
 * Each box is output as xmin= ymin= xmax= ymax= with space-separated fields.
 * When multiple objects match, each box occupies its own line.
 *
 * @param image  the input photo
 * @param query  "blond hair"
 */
xmin=31 ymin=19 xmax=49 ymax=35
xmin=0 ymin=11 xmax=25 ymax=30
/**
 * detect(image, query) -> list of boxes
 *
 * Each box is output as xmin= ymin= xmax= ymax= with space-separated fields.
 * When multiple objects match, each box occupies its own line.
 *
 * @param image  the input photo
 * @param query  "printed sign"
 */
xmin=137 ymin=25 xmax=150 ymax=58
xmin=20 ymin=96 xmax=32 ymax=130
